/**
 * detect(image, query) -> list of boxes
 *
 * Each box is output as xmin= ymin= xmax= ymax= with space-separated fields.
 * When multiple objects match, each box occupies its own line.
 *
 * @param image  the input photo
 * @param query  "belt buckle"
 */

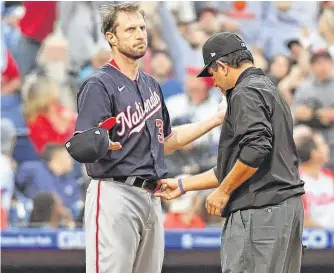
xmin=141 ymin=179 xmax=158 ymax=193
xmin=141 ymin=179 xmax=150 ymax=191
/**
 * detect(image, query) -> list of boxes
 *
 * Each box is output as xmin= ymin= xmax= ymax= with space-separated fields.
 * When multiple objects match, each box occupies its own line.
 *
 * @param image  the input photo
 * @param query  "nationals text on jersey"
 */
xmin=116 ymin=88 xmax=161 ymax=136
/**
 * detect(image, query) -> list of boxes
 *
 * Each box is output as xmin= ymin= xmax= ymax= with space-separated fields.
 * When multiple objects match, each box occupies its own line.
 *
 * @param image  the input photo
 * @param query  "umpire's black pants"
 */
xmin=221 ymin=195 xmax=304 ymax=273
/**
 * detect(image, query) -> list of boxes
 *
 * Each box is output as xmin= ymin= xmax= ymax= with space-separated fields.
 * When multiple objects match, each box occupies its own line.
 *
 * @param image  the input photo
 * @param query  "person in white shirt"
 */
xmin=166 ymin=67 xmax=224 ymax=150
xmin=0 ymin=118 xmax=16 ymax=213
xmin=318 ymin=8 xmax=334 ymax=59
xmin=295 ymin=127 xmax=334 ymax=228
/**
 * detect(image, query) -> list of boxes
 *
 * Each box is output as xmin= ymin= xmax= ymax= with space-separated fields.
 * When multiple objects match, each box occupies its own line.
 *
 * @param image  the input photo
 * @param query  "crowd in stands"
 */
xmin=1 ymin=1 xmax=334 ymax=230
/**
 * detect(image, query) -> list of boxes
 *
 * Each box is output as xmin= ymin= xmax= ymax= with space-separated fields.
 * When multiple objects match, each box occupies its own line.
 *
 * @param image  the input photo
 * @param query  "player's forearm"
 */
xmin=219 ymin=160 xmax=258 ymax=195
xmin=182 ymin=169 xmax=219 ymax=192
xmin=164 ymin=116 xmax=220 ymax=154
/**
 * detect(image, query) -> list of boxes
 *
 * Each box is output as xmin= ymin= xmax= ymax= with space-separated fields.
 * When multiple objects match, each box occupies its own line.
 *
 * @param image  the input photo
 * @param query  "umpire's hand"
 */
xmin=154 ymin=179 xmax=182 ymax=200
xmin=205 ymin=188 xmax=230 ymax=216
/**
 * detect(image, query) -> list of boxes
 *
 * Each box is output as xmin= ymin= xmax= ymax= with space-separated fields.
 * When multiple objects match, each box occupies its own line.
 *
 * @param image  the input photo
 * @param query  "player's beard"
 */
xmin=118 ymin=44 xmax=147 ymax=60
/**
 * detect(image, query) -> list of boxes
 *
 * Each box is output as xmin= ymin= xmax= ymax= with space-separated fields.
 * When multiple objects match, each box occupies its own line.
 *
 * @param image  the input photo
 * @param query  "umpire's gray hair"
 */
xmin=211 ymin=49 xmax=254 ymax=70
xmin=100 ymin=2 xmax=145 ymax=35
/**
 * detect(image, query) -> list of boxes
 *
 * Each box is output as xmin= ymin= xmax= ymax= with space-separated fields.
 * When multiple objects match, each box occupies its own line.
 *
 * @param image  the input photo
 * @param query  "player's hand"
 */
xmin=205 ymin=187 xmax=230 ymax=216
xmin=98 ymin=121 xmax=122 ymax=150
xmin=109 ymin=140 xmax=122 ymax=150
xmin=213 ymin=98 xmax=227 ymax=126
xmin=154 ymin=178 xmax=182 ymax=200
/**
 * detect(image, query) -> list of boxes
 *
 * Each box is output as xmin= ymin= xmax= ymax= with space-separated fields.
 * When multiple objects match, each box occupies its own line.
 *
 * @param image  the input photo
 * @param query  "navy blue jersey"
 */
xmin=75 ymin=61 xmax=172 ymax=180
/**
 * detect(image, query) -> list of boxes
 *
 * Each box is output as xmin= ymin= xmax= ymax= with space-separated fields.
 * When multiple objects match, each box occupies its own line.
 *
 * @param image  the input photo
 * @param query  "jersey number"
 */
xmin=156 ymin=119 xmax=164 ymax=143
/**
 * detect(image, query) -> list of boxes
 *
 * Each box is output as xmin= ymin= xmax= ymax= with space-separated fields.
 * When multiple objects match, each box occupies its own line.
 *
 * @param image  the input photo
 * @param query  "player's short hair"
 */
xmin=100 ymin=2 xmax=145 ymax=35
xmin=295 ymin=134 xmax=317 ymax=163
xmin=211 ymin=49 xmax=254 ymax=70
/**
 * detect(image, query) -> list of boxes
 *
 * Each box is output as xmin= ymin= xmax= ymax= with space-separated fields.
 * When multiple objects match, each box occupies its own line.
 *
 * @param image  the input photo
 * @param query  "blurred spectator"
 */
xmin=278 ymin=65 xmax=307 ymax=106
xmin=22 ymin=76 xmax=76 ymax=153
xmin=295 ymin=129 xmax=334 ymax=228
xmin=166 ymin=67 xmax=221 ymax=149
xmin=29 ymin=192 xmax=74 ymax=228
xmin=293 ymin=125 xmax=314 ymax=145
xmin=164 ymin=190 xmax=205 ymax=229
xmin=14 ymin=1 xmax=57 ymax=76
xmin=0 ymin=119 xmax=17 ymax=213
xmin=197 ymin=7 xmax=219 ymax=36
xmin=165 ymin=1 xmax=197 ymax=24
xmin=59 ymin=2 xmax=106 ymax=77
xmin=15 ymin=143 xmax=83 ymax=218
xmin=0 ymin=48 xmax=26 ymax=131
xmin=286 ymin=39 xmax=304 ymax=62
xmin=1 ymin=47 xmax=26 ymax=131
xmin=292 ymin=50 xmax=334 ymax=170
xmin=1 ymin=49 xmax=21 ymax=95
xmin=1 ymin=205 xmax=8 ymax=230
xmin=158 ymin=2 xmax=204 ymax=82
xmin=165 ymin=117 xmax=216 ymax=177
xmin=266 ymin=54 xmax=292 ymax=86
xmin=1 ymin=4 xmax=24 ymax=55
xmin=165 ymin=144 xmax=216 ymax=178
xmin=252 ymin=50 xmax=268 ymax=71
xmin=79 ymin=44 xmax=111 ymax=82
xmin=220 ymin=2 xmax=271 ymax=47
xmin=255 ymin=2 xmax=311 ymax=59
xmin=318 ymin=8 xmax=334 ymax=58
xmin=150 ymin=51 xmax=183 ymax=99
xmin=33 ymin=34 xmax=76 ymax=110
xmin=1 ymin=1 xmax=7 ymax=72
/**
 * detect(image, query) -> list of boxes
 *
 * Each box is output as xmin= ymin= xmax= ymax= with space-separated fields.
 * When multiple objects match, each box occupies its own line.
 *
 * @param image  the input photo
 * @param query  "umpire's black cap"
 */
xmin=197 ymin=32 xmax=247 ymax=78
xmin=65 ymin=127 xmax=110 ymax=163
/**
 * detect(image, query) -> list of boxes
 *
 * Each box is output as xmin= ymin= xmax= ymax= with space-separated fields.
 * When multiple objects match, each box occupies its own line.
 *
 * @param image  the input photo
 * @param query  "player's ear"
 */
xmin=105 ymin=31 xmax=117 ymax=47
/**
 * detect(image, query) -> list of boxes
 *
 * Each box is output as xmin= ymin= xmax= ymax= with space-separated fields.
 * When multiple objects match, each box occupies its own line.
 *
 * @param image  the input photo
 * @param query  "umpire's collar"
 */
xmin=226 ymin=67 xmax=265 ymax=98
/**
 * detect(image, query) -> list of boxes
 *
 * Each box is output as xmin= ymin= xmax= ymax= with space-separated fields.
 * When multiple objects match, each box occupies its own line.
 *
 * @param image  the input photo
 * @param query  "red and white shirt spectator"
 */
xmin=301 ymin=169 xmax=334 ymax=227
xmin=19 ymin=1 xmax=57 ymax=43
xmin=28 ymin=104 xmax=76 ymax=153
xmin=1 ymin=50 xmax=20 ymax=85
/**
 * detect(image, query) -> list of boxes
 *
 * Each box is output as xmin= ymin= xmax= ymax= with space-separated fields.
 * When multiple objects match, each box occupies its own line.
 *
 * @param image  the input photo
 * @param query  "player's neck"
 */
xmin=112 ymin=54 xmax=139 ymax=81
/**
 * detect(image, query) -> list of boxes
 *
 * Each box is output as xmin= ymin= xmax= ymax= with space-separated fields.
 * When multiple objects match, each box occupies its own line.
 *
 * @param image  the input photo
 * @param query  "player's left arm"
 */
xmin=217 ymin=89 xmax=273 ymax=194
xmin=163 ymin=99 xmax=226 ymax=155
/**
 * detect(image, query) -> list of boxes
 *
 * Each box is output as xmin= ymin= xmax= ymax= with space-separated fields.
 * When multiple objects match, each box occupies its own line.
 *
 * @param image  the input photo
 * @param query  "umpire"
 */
xmin=156 ymin=32 xmax=305 ymax=273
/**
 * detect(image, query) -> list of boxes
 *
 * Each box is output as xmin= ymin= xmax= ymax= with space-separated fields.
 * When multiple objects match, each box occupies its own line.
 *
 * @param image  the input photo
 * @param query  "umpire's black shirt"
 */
xmin=214 ymin=67 xmax=305 ymax=217
xmin=75 ymin=60 xmax=172 ymax=180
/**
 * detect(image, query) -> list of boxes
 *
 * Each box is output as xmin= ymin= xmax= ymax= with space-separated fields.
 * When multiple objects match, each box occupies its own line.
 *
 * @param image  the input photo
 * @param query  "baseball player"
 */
xmin=65 ymin=3 xmax=226 ymax=273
